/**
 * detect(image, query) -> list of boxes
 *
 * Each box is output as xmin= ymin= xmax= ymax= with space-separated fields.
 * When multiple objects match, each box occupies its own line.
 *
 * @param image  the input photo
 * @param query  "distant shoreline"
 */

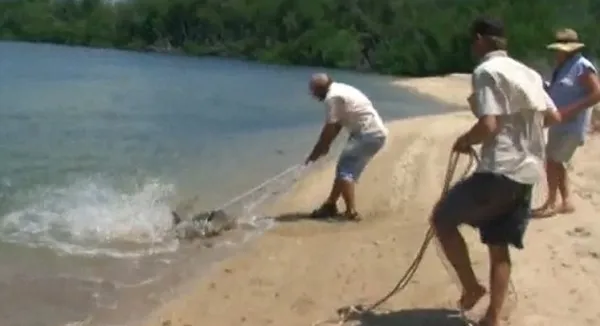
xmin=0 ymin=39 xmax=467 ymax=78
xmin=392 ymin=73 xmax=472 ymax=108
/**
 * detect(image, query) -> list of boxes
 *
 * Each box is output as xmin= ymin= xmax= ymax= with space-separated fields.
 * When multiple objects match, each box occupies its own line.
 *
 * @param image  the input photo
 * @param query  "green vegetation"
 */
xmin=1 ymin=0 xmax=599 ymax=76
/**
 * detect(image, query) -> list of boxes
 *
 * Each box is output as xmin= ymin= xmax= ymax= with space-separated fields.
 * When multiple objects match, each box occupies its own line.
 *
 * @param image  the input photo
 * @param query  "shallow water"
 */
xmin=0 ymin=41 xmax=448 ymax=325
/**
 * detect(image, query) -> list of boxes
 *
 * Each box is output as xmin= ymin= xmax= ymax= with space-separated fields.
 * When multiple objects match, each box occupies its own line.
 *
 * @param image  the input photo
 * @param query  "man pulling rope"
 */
xmin=432 ymin=17 xmax=561 ymax=326
xmin=305 ymin=74 xmax=388 ymax=221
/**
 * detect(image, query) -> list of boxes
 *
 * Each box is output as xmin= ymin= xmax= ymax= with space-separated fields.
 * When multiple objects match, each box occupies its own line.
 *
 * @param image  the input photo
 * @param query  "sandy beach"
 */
xmin=144 ymin=74 xmax=600 ymax=326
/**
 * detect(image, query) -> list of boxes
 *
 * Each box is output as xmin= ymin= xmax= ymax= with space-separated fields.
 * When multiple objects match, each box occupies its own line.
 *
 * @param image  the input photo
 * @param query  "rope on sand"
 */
xmin=311 ymin=149 xmax=478 ymax=326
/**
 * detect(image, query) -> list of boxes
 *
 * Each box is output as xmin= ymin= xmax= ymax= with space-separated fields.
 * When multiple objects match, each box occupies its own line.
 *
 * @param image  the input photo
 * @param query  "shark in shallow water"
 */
xmin=171 ymin=209 xmax=237 ymax=241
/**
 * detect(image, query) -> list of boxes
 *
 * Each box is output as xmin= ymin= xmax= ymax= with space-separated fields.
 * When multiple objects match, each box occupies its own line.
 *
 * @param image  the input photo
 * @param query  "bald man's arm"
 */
xmin=305 ymin=98 xmax=343 ymax=164
xmin=305 ymin=123 xmax=342 ymax=163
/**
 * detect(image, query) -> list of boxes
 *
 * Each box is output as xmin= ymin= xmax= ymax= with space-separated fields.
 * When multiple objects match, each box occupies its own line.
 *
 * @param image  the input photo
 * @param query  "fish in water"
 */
xmin=171 ymin=209 xmax=236 ymax=240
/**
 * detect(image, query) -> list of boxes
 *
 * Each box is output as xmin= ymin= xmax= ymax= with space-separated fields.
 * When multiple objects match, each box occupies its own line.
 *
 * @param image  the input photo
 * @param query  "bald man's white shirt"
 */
xmin=324 ymin=82 xmax=388 ymax=137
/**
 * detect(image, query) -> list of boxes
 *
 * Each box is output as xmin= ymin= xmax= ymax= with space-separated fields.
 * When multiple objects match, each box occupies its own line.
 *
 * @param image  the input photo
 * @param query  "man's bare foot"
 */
xmin=459 ymin=284 xmax=486 ymax=311
xmin=557 ymin=202 xmax=575 ymax=214
xmin=532 ymin=201 xmax=552 ymax=213
xmin=344 ymin=211 xmax=361 ymax=221
xmin=477 ymin=310 xmax=501 ymax=326
xmin=532 ymin=203 xmax=557 ymax=218
xmin=476 ymin=318 xmax=499 ymax=326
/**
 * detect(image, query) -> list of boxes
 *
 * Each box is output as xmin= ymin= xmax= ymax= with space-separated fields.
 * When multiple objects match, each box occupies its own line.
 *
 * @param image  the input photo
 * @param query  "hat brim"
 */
xmin=546 ymin=42 xmax=585 ymax=52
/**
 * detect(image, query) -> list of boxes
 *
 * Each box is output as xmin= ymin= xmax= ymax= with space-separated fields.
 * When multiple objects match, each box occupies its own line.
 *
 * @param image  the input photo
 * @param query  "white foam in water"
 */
xmin=0 ymin=164 xmax=306 ymax=259
xmin=55 ymin=273 xmax=164 ymax=289
xmin=0 ymin=177 xmax=179 ymax=258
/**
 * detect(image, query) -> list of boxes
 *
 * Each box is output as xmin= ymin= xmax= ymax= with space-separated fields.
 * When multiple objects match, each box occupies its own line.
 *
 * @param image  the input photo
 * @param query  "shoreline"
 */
xmin=392 ymin=73 xmax=472 ymax=108
xmin=142 ymin=75 xmax=600 ymax=326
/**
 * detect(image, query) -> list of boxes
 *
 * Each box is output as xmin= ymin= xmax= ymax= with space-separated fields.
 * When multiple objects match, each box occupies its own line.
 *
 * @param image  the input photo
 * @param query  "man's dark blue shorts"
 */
xmin=432 ymin=172 xmax=533 ymax=249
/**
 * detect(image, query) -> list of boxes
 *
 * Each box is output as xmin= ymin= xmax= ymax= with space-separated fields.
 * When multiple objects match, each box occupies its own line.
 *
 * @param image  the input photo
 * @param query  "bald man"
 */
xmin=305 ymin=73 xmax=388 ymax=220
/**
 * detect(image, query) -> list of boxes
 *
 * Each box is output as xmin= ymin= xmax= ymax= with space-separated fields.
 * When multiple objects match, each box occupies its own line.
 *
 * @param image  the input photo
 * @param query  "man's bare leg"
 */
xmin=435 ymin=225 xmax=486 ymax=310
xmin=311 ymin=179 xmax=342 ymax=218
xmin=314 ymin=178 xmax=358 ymax=220
xmin=556 ymin=164 xmax=575 ymax=214
xmin=533 ymin=161 xmax=559 ymax=217
xmin=325 ymin=178 xmax=343 ymax=205
xmin=338 ymin=179 xmax=358 ymax=218
xmin=480 ymin=245 xmax=511 ymax=326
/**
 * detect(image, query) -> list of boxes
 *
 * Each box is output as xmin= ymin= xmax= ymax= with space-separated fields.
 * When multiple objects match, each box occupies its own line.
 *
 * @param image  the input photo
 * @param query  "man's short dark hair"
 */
xmin=471 ymin=17 xmax=507 ymax=50
xmin=471 ymin=17 xmax=505 ymax=38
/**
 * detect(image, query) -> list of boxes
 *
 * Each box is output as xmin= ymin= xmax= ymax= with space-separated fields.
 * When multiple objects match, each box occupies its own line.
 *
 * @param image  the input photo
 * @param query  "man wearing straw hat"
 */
xmin=534 ymin=28 xmax=600 ymax=218
xmin=430 ymin=17 xmax=561 ymax=326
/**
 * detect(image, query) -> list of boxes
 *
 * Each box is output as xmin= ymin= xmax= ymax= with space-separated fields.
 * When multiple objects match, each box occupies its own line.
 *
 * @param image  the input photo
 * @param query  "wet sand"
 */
xmin=142 ymin=74 xmax=600 ymax=326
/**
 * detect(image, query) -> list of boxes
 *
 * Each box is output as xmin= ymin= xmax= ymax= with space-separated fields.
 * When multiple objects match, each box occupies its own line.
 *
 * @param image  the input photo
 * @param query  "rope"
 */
xmin=214 ymin=163 xmax=307 ymax=212
xmin=311 ymin=148 xmax=478 ymax=326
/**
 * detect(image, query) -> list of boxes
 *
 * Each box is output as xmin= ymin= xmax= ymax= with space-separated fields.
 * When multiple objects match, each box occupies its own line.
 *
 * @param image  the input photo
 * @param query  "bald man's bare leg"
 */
xmin=338 ymin=179 xmax=357 ymax=218
xmin=310 ymin=180 xmax=341 ymax=218
xmin=325 ymin=179 xmax=343 ymax=206
xmin=313 ymin=178 xmax=356 ymax=220
xmin=325 ymin=178 xmax=356 ymax=215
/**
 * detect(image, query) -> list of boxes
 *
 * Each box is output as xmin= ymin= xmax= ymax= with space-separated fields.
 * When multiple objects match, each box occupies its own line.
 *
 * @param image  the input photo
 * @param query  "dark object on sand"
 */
xmin=171 ymin=209 xmax=236 ymax=240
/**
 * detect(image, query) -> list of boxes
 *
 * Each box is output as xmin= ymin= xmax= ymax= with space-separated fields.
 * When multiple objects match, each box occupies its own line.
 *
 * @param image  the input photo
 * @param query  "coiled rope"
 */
xmin=311 ymin=148 xmax=479 ymax=326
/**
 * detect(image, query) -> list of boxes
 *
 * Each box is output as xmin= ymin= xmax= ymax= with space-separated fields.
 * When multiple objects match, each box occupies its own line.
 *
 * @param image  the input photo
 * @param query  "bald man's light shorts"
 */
xmin=546 ymin=131 xmax=581 ymax=164
xmin=336 ymin=133 xmax=386 ymax=182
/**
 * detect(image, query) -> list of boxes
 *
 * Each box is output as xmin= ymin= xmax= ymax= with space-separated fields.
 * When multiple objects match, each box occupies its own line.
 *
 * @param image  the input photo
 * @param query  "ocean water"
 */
xmin=0 ymin=41 xmax=449 ymax=326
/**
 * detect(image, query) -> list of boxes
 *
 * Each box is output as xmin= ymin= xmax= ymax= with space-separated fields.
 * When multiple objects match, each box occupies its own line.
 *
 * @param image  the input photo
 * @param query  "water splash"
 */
xmin=0 ymin=177 xmax=178 ymax=258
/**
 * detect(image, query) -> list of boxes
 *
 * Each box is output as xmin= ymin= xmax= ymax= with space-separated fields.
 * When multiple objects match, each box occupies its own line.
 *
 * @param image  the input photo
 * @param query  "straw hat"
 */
xmin=546 ymin=28 xmax=585 ymax=52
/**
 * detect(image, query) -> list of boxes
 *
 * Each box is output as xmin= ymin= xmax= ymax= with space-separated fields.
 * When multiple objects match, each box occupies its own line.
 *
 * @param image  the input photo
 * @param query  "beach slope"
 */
xmin=145 ymin=75 xmax=600 ymax=326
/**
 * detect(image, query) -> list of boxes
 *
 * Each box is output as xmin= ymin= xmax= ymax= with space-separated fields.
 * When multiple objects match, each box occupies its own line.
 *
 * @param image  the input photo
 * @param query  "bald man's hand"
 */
xmin=305 ymin=122 xmax=340 ymax=165
xmin=305 ymin=145 xmax=329 ymax=164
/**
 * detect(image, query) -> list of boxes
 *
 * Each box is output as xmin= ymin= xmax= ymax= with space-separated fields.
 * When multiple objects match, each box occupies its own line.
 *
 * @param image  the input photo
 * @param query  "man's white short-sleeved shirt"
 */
xmin=324 ymin=82 xmax=388 ymax=137
xmin=473 ymin=51 xmax=557 ymax=185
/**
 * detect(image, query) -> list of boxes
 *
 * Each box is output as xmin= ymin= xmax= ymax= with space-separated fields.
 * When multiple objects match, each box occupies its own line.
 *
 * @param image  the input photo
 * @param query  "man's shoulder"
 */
xmin=572 ymin=55 xmax=594 ymax=66
xmin=472 ymin=61 xmax=498 ymax=87
xmin=574 ymin=55 xmax=597 ymax=73
xmin=474 ymin=56 xmax=541 ymax=83
xmin=473 ymin=58 xmax=502 ymax=82
xmin=474 ymin=56 xmax=517 ymax=75
xmin=325 ymin=82 xmax=346 ymax=100
xmin=327 ymin=82 xmax=368 ymax=101
xmin=329 ymin=82 xmax=357 ymax=94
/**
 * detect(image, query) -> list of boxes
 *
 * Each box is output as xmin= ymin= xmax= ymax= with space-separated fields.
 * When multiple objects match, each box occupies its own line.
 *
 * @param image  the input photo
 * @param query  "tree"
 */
xmin=1 ymin=0 xmax=598 ymax=76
